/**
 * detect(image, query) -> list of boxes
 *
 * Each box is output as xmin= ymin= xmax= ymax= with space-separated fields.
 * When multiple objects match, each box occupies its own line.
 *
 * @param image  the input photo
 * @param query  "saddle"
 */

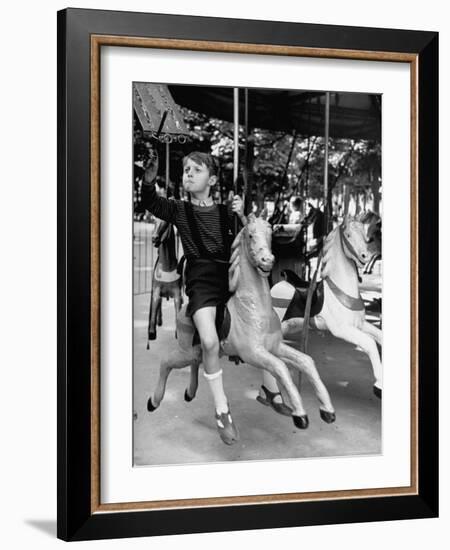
xmin=281 ymin=269 xmax=324 ymax=321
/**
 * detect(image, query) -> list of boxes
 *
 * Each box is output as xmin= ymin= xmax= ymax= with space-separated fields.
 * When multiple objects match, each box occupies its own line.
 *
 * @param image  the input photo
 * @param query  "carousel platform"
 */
xmin=133 ymin=270 xmax=382 ymax=467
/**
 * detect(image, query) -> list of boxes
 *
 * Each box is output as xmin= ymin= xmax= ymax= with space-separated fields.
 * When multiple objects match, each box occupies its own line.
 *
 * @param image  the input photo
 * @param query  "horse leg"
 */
xmin=156 ymin=299 xmax=162 ymax=326
xmin=184 ymin=361 xmax=200 ymax=402
xmin=147 ymin=289 xmax=155 ymax=344
xmin=173 ymin=290 xmax=183 ymax=339
xmin=262 ymin=367 xmax=302 ymax=408
xmin=247 ymin=348 xmax=309 ymax=429
xmin=148 ymin=285 xmax=161 ymax=340
xmin=258 ymin=370 xmax=293 ymax=410
xmin=329 ymin=322 xmax=383 ymax=398
xmin=281 ymin=317 xmax=304 ymax=336
xmin=277 ymin=342 xmax=335 ymax=423
xmin=173 ymin=287 xmax=183 ymax=312
xmin=148 ymin=345 xmax=201 ymax=411
xmin=362 ymin=320 xmax=382 ymax=346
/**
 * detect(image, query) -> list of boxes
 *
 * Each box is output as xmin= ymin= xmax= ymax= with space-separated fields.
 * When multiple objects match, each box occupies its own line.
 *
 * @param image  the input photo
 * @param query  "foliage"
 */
xmin=133 ymin=105 xmax=382 ymax=215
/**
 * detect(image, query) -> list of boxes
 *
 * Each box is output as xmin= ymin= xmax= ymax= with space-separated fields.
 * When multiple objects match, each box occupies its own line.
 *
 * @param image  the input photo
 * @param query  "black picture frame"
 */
xmin=57 ymin=7 xmax=438 ymax=542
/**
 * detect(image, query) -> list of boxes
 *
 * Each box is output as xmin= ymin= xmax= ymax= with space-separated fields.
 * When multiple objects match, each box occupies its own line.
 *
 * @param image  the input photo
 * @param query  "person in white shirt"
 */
xmin=288 ymin=196 xmax=303 ymax=225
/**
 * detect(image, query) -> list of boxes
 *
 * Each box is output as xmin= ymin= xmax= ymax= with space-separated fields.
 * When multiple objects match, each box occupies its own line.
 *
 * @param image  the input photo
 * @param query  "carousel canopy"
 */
xmin=169 ymin=86 xmax=381 ymax=142
xmin=133 ymin=83 xmax=190 ymax=143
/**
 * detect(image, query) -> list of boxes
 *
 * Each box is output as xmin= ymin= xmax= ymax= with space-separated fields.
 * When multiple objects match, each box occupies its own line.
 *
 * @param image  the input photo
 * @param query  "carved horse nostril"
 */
xmin=261 ymin=255 xmax=274 ymax=264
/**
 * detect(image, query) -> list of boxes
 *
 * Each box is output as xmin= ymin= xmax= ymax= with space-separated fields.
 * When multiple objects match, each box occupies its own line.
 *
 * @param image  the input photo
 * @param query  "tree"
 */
xmin=133 ymin=106 xmax=382 ymax=217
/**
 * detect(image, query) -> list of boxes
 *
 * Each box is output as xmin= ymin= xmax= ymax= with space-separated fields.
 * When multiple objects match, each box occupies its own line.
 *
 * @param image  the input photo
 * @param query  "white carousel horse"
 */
xmin=271 ymin=217 xmax=383 ymax=398
xmin=147 ymin=214 xmax=336 ymax=438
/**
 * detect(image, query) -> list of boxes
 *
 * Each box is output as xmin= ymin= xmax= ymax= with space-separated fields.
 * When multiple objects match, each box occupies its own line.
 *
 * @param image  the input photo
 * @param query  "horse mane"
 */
xmin=228 ymin=228 xmax=244 ymax=293
xmin=322 ymin=215 xmax=371 ymax=278
xmin=320 ymin=226 xmax=339 ymax=279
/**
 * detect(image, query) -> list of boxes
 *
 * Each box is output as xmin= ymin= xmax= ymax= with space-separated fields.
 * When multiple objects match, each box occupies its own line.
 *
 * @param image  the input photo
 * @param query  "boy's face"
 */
xmin=182 ymin=158 xmax=216 ymax=195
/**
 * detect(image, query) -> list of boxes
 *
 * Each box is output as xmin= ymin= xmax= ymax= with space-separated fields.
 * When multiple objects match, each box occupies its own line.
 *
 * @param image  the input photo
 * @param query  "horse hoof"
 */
xmin=148 ymin=332 xmax=157 ymax=341
xmin=320 ymin=409 xmax=336 ymax=424
xmin=293 ymin=414 xmax=309 ymax=429
xmin=147 ymin=396 xmax=157 ymax=412
xmin=373 ymin=386 xmax=382 ymax=399
xmin=184 ymin=389 xmax=194 ymax=402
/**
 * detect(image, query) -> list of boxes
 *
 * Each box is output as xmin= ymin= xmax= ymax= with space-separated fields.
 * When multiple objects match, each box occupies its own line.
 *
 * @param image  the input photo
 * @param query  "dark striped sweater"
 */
xmin=141 ymin=182 xmax=237 ymax=262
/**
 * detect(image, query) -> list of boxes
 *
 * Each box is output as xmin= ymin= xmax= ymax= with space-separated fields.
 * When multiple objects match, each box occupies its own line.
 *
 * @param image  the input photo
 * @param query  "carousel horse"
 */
xmin=147 ymin=214 xmax=336 ymax=433
xmin=271 ymin=217 xmax=383 ymax=397
xmin=147 ymin=219 xmax=183 ymax=344
xmin=358 ymin=211 xmax=382 ymax=274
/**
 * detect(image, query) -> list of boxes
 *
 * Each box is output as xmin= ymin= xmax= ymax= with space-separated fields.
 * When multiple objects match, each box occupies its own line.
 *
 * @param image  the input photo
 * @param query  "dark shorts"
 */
xmin=185 ymin=258 xmax=230 ymax=318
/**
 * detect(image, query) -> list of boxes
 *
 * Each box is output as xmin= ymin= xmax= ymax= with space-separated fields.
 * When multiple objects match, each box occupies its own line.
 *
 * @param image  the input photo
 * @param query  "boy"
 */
xmin=141 ymin=150 xmax=245 ymax=445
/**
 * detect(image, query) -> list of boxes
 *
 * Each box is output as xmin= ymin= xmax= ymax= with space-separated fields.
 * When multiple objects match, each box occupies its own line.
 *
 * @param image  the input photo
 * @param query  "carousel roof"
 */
xmin=169 ymin=85 xmax=381 ymax=142
xmin=133 ymin=83 xmax=190 ymax=142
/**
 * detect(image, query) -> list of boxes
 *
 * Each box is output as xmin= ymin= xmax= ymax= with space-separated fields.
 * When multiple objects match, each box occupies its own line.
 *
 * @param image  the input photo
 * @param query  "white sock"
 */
xmin=203 ymin=369 xmax=228 ymax=414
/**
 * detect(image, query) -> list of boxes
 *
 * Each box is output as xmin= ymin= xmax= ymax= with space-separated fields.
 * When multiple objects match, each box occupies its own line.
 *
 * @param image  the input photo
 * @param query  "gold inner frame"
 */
xmin=90 ymin=35 xmax=419 ymax=514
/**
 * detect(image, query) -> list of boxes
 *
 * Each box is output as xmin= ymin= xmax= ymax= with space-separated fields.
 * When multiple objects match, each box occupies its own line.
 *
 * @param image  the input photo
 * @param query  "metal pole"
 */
xmin=323 ymin=92 xmax=330 ymax=233
xmin=233 ymin=88 xmax=239 ymax=232
xmin=165 ymin=140 xmax=170 ymax=191
xmin=233 ymin=88 xmax=239 ymax=188
xmin=301 ymin=92 xmax=330 ymax=354
xmin=244 ymin=88 xmax=249 ymax=214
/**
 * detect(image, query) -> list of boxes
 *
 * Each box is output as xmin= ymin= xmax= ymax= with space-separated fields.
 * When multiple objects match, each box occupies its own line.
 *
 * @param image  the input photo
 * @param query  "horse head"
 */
xmin=339 ymin=216 xmax=372 ymax=268
xmin=242 ymin=213 xmax=274 ymax=277
xmin=153 ymin=220 xmax=178 ymax=272
xmin=357 ymin=211 xmax=382 ymax=259
xmin=229 ymin=213 xmax=274 ymax=292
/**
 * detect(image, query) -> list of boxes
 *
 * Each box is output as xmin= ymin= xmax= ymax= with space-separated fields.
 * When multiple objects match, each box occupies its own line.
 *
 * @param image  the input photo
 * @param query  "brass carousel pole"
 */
xmin=323 ymin=92 xmax=330 ymax=232
xmin=301 ymin=92 xmax=330 ymax=354
xmin=233 ymin=88 xmax=239 ymax=232
xmin=165 ymin=139 xmax=170 ymax=191
xmin=244 ymin=88 xmax=249 ymax=215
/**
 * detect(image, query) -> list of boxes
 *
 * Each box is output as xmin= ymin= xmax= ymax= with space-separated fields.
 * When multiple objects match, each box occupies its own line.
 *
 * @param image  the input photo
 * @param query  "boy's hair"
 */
xmin=183 ymin=151 xmax=220 ymax=178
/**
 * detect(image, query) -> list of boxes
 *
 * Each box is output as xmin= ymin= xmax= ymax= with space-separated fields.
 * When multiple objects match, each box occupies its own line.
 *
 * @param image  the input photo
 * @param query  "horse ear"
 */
xmin=259 ymin=207 xmax=269 ymax=222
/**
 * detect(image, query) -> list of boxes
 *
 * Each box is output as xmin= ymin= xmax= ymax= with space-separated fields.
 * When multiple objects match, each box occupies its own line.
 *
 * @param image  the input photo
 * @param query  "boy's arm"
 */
xmin=140 ymin=159 xmax=178 ymax=223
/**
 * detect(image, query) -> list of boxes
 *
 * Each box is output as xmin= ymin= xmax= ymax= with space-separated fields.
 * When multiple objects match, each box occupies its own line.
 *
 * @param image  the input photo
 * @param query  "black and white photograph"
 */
xmin=0 ymin=1 xmax=439 ymax=546
xmin=132 ymin=82 xmax=383 ymax=466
